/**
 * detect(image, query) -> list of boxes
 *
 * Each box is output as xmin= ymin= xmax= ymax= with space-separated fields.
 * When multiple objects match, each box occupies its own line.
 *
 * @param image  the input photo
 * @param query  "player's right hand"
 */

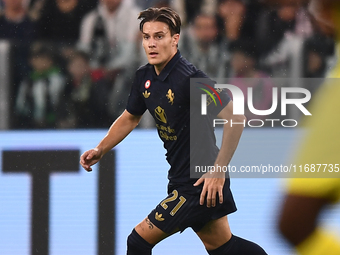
xmin=80 ymin=148 xmax=103 ymax=172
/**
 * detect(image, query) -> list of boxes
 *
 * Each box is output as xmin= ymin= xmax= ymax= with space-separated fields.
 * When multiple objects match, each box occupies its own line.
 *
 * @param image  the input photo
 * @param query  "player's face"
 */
xmin=142 ymin=21 xmax=179 ymax=74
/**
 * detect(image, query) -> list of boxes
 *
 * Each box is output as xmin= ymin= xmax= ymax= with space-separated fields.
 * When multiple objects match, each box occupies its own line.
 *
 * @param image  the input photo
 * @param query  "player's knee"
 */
xmin=127 ymin=228 xmax=154 ymax=255
xmin=207 ymin=235 xmax=267 ymax=255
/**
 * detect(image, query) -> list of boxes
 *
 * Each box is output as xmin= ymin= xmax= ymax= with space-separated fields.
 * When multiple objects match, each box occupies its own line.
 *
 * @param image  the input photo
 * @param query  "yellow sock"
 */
xmin=296 ymin=228 xmax=340 ymax=255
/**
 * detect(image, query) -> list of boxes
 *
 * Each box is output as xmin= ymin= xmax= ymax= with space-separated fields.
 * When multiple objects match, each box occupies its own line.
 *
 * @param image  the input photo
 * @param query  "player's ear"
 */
xmin=172 ymin=33 xmax=180 ymax=47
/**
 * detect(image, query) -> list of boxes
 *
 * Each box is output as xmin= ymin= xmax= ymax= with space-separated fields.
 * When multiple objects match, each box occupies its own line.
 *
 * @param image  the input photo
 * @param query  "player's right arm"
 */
xmin=80 ymin=110 xmax=142 ymax=171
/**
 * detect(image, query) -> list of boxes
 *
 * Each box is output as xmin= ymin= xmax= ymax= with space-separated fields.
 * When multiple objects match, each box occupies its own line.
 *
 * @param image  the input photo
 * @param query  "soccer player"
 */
xmin=80 ymin=7 xmax=267 ymax=255
xmin=278 ymin=1 xmax=340 ymax=255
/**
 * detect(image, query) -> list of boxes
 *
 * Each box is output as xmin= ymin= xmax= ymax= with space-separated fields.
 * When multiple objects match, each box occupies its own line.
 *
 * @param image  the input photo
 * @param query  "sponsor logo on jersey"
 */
xmin=155 ymin=106 xmax=167 ymax=123
xmin=143 ymin=90 xmax=150 ymax=98
xmin=155 ymin=212 xmax=165 ymax=221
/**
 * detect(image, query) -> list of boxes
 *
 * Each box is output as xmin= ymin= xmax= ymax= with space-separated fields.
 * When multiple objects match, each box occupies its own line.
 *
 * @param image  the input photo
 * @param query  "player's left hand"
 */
xmin=193 ymin=171 xmax=225 ymax=208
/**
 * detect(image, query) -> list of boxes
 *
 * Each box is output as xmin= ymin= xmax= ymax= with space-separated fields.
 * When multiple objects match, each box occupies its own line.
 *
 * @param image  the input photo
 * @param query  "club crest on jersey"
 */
xmin=155 ymin=106 xmax=167 ymax=124
xmin=143 ymin=90 xmax=150 ymax=98
xmin=145 ymin=80 xmax=151 ymax=89
xmin=166 ymin=89 xmax=174 ymax=105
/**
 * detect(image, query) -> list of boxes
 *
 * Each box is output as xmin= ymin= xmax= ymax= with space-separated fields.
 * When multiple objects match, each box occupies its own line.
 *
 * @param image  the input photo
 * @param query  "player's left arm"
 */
xmin=194 ymin=101 xmax=246 ymax=207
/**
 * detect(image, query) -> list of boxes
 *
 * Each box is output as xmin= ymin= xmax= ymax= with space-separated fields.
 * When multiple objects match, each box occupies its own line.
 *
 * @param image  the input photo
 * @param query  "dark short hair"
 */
xmin=138 ymin=7 xmax=181 ymax=36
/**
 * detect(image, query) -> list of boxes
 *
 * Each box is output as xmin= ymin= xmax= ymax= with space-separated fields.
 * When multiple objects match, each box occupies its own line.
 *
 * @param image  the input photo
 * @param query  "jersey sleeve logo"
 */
xmin=166 ymin=89 xmax=175 ymax=105
xmin=155 ymin=212 xmax=165 ymax=221
xmin=143 ymin=90 xmax=150 ymax=98
xmin=145 ymin=80 xmax=151 ymax=89
xmin=155 ymin=106 xmax=167 ymax=123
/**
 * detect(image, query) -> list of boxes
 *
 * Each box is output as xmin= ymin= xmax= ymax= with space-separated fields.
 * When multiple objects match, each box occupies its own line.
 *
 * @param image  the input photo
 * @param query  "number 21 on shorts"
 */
xmin=161 ymin=190 xmax=186 ymax=216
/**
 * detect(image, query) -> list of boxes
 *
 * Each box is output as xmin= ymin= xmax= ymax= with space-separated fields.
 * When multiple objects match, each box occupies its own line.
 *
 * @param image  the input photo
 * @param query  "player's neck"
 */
xmin=153 ymin=50 xmax=177 ymax=75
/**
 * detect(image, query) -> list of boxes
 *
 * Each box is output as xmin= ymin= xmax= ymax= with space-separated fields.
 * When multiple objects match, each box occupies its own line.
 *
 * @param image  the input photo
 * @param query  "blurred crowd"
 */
xmin=0 ymin=0 xmax=336 ymax=129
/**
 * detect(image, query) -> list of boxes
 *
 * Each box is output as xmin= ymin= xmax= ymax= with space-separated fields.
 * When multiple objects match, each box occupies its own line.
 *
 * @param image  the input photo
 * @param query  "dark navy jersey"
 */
xmin=126 ymin=51 xmax=231 ymax=185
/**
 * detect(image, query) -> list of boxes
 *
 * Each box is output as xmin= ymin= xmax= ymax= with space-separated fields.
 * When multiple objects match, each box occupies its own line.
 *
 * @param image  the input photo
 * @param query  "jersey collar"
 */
xmin=156 ymin=50 xmax=181 ymax=81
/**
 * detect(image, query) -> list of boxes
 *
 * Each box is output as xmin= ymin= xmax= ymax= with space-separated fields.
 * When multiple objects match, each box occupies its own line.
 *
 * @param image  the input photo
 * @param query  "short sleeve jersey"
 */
xmin=126 ymin=51 xmax=231 ymax=185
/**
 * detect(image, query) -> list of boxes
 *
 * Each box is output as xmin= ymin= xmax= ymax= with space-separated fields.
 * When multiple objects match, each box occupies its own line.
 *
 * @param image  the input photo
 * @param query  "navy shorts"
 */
xmin=147 ymin=179 xmax=237 ymax=233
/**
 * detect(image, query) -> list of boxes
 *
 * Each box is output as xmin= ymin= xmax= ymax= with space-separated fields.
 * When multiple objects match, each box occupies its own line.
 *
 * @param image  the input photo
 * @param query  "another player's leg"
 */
xmin=196 ymin=215 xmax=267 ymax=255
xmin=278 ymin=193 xmax=340 ymax=255
xmin=127 ymin=217 xmax=179 ymax=255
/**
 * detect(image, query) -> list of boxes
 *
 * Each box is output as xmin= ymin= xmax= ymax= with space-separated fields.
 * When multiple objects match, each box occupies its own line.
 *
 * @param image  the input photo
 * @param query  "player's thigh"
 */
xmin=135 ymin=217 xmax=179 ymax=245
xmin=196 ymin=215 xmax=232 ymax=250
